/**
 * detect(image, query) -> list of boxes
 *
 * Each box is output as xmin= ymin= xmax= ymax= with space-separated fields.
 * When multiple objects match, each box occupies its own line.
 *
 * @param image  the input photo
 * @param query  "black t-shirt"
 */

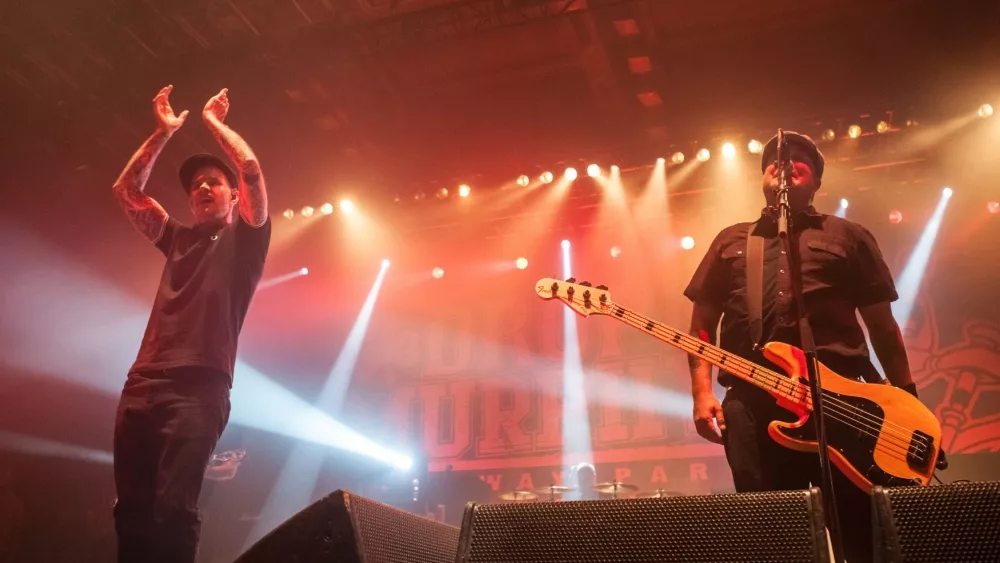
xmin=684 ymin=207 xmax=897 ymax=387
xmin=130 ymin=215 xmax=271 ymax=383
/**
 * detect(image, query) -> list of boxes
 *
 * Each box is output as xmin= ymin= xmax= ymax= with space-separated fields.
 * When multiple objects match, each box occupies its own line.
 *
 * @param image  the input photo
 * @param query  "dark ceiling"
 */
xmin=2 ymin=0 xmax=998 ymax=208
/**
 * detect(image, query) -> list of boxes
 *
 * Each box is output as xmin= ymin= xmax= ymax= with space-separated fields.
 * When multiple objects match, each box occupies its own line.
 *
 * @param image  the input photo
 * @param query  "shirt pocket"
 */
xmin=802 ymin=236 xmax=849 ymax=288
xmin=720 ymin=241 xmax=747 ymax=287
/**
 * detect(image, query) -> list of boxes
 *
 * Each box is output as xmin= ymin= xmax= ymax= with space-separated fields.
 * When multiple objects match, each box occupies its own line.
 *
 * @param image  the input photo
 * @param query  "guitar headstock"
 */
xmin=535 ymin=278 xmax=614 ymax=317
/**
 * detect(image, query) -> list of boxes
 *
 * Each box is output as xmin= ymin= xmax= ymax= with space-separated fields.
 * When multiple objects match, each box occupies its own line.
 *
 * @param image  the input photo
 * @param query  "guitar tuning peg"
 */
xmin=580 ymin=281 xmax=593 ymax=287
xmin=597 ymin=285 xmax=609 ymax=290
xmin=566 ymin=277 xmax=577 ymax=283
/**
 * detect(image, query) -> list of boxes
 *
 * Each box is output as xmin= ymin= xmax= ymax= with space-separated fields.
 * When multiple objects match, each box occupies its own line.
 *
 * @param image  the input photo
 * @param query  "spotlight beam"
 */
xmin=257 ymin=267 xmax=310 ymax=290
xmin=0 ymin=430 xmax=113 ymax=464
xmin=892 ymin=189 xmax=953 ymax=328
xmin=245 ymin=262 xmax=397 ymax=547
xmin=560 ymin=241 xmax=593 ymax=491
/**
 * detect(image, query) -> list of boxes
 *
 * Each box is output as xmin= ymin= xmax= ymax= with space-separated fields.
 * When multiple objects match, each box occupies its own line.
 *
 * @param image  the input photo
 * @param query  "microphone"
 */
xmin=775 ymin=129 xmax=790 ymax=237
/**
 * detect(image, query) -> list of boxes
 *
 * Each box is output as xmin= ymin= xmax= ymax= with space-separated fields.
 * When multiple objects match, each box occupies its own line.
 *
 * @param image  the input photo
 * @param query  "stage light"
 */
xmin=748 ymin=139 xmax=763 ymax=154
xmin=822 ymin=129 xmax=836 ymax=142
xmin=696 ymin=148 xmax=710 ymax=162
xmin=989 ymin=201 xmax=1000 ymax=214
xmin=889 ymin=210 xmax=903 ymax=224
xmin=610 ymin=246 xmax=622 ymax=258
xmin=587 ymin=164 xmax=601 ymax=178
xmin=258 ymin=267 xmax=313 ymax=290
xmin=319 ymin=203 xmax=334 ymax=215
xmin=517 ymin=174 xmax=530 ymax=187
xmin=671 ymin=152 xmax=685 ymax=164
xmin=561 ymin=239 xmax=570 ymax=249
xmin=657 ymin=157 xmax=666 ymax=165
xmin=680 ymin=236 xmax=695 ymax=250
xmin=300 ymin=206 xmax=315 ymax=217
xmin=835 ymin=198 xmax=848 ymax=218
xmin=722 ymin=142 xmax=737 ymax=159
xmin=458 ymin=184 xmax=471 ymax=197
xmin=565 ymin=167 xmax=578 ymax=181
xmin=876 ymin=121 xmax=890 ymax=134
xmin=413 ymin=192 xmax=425 ymax=201
xmin=515 ymin=257 xmax=529 ymax=269
xmin=436 ymin=187 xmax=449 ymax=199
xmin=381 ymin=259 xmax=390 ymax=269
xmin=432 ymin=267 xmax=444 ymax=279
xmin=942 ymin=187 xmax=953 ymax=198
xmin=610 ymin=164 xmax=620 ymax=175
xmin=847 ymin=125 xmax=862 ymax=139
xmin=339 ymin=199 xmax=355 ymax=214
xmin=282 ymin=209 xmax=295 ymax=219
xmin=979 ymin=103 xmax=994 ymax=118
xmin=540 ymin=171 xmax=554 ymax=184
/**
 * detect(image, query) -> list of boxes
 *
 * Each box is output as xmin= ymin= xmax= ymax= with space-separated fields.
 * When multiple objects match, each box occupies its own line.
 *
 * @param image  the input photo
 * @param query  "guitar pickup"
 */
xmin=906 ymin=430 xmax=934 ymax=471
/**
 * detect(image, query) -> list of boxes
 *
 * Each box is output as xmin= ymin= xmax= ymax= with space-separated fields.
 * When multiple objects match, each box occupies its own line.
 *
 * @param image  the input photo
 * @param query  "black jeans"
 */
xmin=113 ymin=367 xmax=230 ymax=563
xmin=721 ymin=383 xmax=873 ymax=563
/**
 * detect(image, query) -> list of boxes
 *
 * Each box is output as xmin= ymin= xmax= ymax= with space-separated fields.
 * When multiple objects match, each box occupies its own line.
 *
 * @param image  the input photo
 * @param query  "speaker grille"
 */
xmin=459 ymin=489 xmax=827 ymax=563
xmin=349 ymin=493 xmax=460 ymax=563
xmin=876 ymin=481 xmax=1000 ymax=562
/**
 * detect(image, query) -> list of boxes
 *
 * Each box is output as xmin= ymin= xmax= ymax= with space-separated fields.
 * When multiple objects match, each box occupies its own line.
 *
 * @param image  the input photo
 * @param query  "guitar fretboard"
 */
xmin=605 ymin=302 xmax=808 ymax=405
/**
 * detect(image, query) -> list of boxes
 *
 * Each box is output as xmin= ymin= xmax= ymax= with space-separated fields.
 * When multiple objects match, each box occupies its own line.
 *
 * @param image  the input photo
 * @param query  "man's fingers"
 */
xmin=178 ymin=110 xmax=189 ymax=122
xmin=153 ymin=85 xmax=173 ymax=101
xmin=714 ymin=405 xmax=727 ymax=432
xmin=695 ymin=419 xmax=723 ymax=444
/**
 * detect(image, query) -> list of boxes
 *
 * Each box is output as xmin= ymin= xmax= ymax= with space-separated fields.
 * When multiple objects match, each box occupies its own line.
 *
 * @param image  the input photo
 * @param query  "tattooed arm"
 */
xmin=202 ymin=89 xmax=268 ymax=227
xmin=112 ymin=85 xmax=188 ymax=242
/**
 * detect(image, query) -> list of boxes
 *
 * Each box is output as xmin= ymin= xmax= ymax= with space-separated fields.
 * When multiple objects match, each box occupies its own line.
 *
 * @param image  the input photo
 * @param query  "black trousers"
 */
xmin=113 ymin=368 xmax=230 ymax=563
xmin=721 ymin=383 xmax=873 ymax=563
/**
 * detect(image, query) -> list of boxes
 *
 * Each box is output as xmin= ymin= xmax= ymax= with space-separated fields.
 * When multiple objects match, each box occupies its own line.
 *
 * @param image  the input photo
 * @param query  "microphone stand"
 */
xmin=774 ymin=130 xmax=845 ymax=563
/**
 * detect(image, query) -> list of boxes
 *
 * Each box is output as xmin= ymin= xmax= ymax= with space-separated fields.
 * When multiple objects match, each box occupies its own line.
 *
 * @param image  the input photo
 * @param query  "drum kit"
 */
xmin=498 ymin=481 xmax=684 ymax=502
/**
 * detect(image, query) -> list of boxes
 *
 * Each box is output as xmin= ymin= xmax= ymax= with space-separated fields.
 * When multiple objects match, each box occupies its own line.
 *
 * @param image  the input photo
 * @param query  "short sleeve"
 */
xmin=154 ymin=217 xmax=180 ymax=257
xmin=236 ymin=215 xmax=271 ymax=283
xmin=850 ymin=225 xmax=898 ymax=307
xmin=683 ymin=228 xmax=731 ymax=306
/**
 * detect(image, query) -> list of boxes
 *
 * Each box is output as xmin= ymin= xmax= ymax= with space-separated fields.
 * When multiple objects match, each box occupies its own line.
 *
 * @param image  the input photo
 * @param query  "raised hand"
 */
xmin=203 ymin=88 xmax=230 ymax=124
xmin=153 ymin=85 xmax=189 ymax=134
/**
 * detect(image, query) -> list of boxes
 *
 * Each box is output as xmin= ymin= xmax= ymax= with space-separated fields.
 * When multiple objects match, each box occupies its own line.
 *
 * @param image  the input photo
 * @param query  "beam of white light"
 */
xmin=257 ymin=267 xmax=310 ymax=290
xmin=0 ymin=223 xmax=147 ymax=395
xmin=0 ymin=430 xmax=113 ymax=464
xmin=319 ymin=262 xmax=390 ymax=414
xmin=229 ymin=363 xmax=409 ymax=467
xmin=892 ymin=188 xmax=953 ymax=329
xmin=246 ymin=262 xmax=398 ymax=548
xmin=835 ymin=198 xmax=848 ymax=218
xmin=560 ymin=241 xmax=593 ymax=496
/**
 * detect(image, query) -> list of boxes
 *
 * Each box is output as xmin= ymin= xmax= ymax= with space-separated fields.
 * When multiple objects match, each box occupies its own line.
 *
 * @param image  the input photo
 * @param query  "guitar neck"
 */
xmin=605 ymin=302 xmax=798 ymax=403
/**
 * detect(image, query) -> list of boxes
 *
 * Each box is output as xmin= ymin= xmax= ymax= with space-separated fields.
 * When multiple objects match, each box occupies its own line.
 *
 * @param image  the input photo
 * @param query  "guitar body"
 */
xmin=762 ymin=342 xmax=942 ymax=493
xmin=534 ymin=277 xmax=943 ymax=493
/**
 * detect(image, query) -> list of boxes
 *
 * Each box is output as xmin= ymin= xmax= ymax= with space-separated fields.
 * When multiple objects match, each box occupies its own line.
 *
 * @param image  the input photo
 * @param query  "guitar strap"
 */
xmin=746 ymin=224 xmax=765 ymax=349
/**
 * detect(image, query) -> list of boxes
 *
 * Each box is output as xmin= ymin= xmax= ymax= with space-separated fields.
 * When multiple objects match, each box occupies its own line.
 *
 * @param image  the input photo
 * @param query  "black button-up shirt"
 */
xmin=684 ymin=207 xmax=898 ymax=387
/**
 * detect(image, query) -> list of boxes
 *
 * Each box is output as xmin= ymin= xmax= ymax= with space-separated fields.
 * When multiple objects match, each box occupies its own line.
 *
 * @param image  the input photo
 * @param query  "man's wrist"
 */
xmin=899 ymin=382 xmax=918 ymax=398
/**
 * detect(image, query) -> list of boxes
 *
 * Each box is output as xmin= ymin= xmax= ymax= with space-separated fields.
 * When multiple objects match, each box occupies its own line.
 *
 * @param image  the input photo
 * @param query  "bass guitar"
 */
xmin=536 ymin=277 xmax=942 ymax=493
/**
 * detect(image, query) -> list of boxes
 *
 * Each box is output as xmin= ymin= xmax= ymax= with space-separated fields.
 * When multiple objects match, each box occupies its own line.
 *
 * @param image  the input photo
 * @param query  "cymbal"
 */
xmin=635 ymin=490 xmax=686 ymax=498
xmin=533 ymin=485 xmax=576 ymax=495
xmin=592 ymin=482 xmax=639 ymax=494
xmin=499 ymin=490 xmax=538 ymax=501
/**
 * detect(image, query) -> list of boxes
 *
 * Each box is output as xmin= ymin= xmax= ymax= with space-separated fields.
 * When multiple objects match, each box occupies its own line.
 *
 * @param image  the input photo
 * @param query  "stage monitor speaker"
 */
xmin=872 ymin=480 xmax=1000 ymax=563
xmin=457 ymin=487 xmax=830 ymax=563
xmin=235 ymin=489 xmax=460 ymax=563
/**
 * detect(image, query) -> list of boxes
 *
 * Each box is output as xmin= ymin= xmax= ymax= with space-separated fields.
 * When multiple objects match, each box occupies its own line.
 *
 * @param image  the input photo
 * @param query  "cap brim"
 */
xmin=179 ymin=154 xmax=239 ymax=193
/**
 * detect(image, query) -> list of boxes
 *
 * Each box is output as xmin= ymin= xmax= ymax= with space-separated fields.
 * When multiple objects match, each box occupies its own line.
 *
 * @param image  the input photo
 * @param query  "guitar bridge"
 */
xmin=906 ymin=430 xmax=934 ymax=471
